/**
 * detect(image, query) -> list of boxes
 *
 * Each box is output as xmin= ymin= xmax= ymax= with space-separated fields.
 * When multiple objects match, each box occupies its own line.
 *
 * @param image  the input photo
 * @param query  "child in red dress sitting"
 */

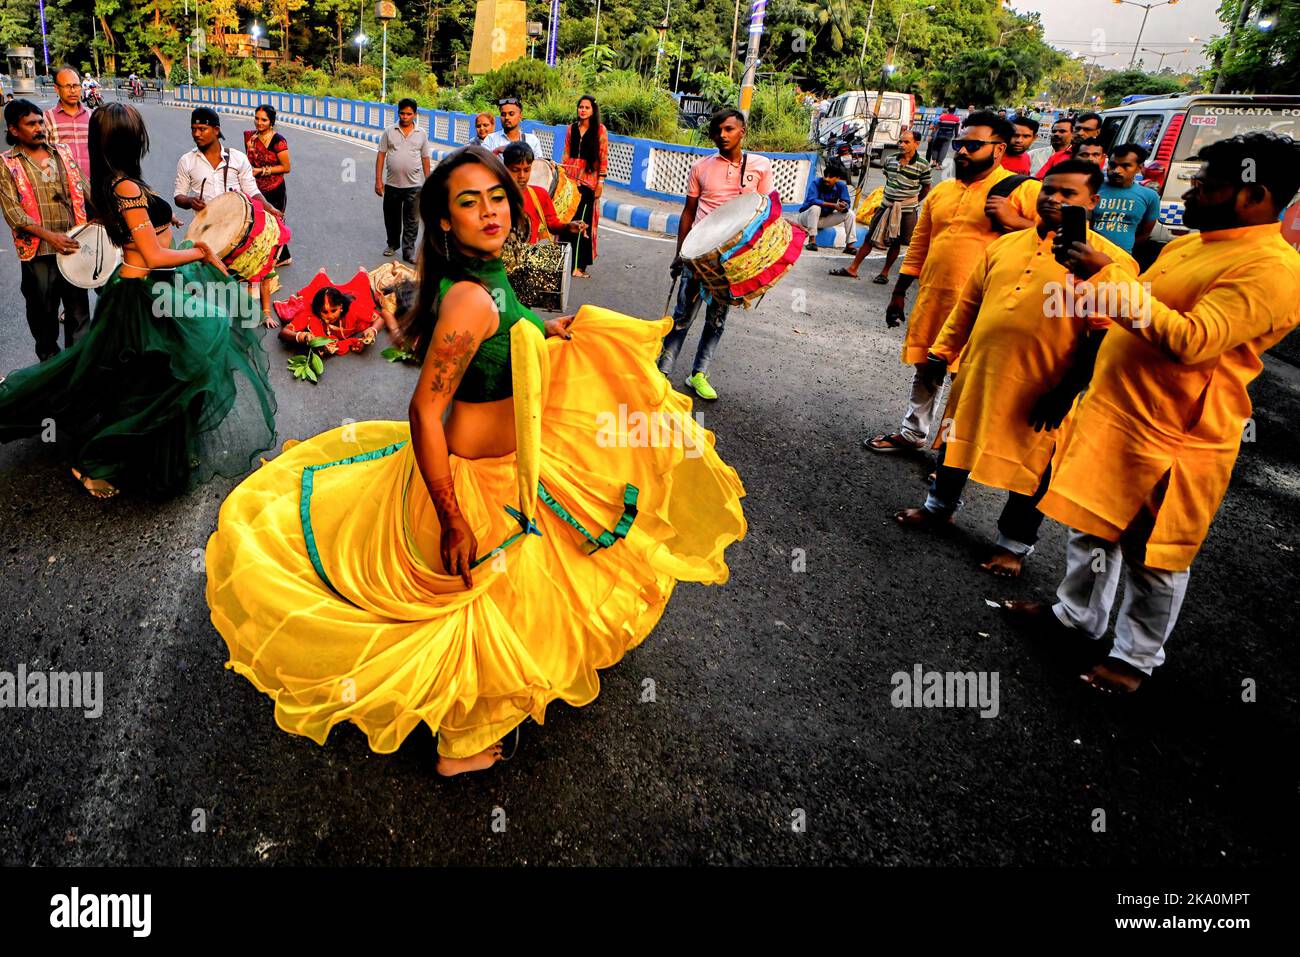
xmin=275 ymin=268 xmax=384 ymax=355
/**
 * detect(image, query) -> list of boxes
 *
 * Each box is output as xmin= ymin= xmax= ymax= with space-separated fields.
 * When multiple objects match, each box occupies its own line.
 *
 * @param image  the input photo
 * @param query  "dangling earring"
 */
xmin=440 ymin=229 xmax=450 ymax=260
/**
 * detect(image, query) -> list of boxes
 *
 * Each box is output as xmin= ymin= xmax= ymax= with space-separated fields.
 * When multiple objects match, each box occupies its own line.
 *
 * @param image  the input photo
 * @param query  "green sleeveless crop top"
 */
xmin=436 ymin=256 xmax=546 ymax=403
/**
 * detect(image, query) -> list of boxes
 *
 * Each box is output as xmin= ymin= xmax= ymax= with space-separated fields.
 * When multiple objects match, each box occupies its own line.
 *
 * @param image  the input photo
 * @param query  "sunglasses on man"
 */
xmin=498 ymin=97 xmax=521 ymax=107
xmin=952 ymin=138 xmax=1000 ymax=153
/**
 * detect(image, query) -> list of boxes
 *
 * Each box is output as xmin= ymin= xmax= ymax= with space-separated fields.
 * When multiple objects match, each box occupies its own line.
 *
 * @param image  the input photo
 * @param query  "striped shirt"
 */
xmin=43 ymin=103 xmax=92 ymax=184
xmin=881 ymin=153 xmax=931 ymax=203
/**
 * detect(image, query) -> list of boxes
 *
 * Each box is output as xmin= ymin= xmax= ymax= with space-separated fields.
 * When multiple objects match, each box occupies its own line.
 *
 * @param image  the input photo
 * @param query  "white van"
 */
xmin=815 ymin=90 xmax=917 ymax=164
xmin=1099 ymin=93 xmax=1300 ymax=244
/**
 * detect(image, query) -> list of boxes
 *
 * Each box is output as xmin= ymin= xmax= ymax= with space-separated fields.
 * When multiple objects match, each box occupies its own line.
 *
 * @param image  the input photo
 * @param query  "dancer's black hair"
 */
xmin=88 ymin=102 xmax=152 ymax=247
xmin=398 ymin=145 xmax=526 ymax=358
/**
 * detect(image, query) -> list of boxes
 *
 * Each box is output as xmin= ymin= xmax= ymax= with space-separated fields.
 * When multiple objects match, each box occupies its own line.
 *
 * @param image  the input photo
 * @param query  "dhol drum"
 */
xmin=502 ymin=235 xmax=572 ymax=312
xmin=679 ymin=191 xmax=805 ymax=308
xmin=528 ymin=159 xmax=582 ymax=222
xmin=185 ymin=191 xmax=289 ymax=283
xmin=57 ymin=223 xmax=121 ymax=289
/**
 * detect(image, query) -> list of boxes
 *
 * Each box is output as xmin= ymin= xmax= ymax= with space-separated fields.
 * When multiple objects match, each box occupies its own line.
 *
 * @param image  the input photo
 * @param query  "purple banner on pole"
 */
xmin=547 ymin=0 xmax=560 ymax=66
xmin=39 ymin=0 xmax=51 ymax=73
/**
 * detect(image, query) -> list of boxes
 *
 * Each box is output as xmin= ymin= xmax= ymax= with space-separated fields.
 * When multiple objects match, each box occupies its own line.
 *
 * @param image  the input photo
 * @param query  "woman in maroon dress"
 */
xmin=245 ymin=103 xmax=292 ymax=266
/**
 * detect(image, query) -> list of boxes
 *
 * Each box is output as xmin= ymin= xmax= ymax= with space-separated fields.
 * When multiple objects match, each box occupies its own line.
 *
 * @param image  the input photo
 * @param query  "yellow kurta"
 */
xmin=930 ymin=227 xmax=1137 ymax=496
xmin=1039 ymin=222 xmax=1300 ymax=571
xmin=898 ymin=166 xmax=1041 ymax=365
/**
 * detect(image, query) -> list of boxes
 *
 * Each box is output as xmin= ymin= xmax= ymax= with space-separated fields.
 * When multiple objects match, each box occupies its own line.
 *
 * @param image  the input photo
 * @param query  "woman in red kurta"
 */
xmin=562 ymin=95 xmax=608 ymax=277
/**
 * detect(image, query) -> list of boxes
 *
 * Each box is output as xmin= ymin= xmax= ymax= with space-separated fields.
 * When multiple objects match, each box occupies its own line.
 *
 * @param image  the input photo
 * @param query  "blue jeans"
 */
xmin=658 ymin=266 xmax=728 ymax=377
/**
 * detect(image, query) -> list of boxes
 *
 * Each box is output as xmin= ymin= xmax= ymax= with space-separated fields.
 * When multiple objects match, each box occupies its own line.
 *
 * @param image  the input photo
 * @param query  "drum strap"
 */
xmin=196 ymin=150 xmax=231 ymax=202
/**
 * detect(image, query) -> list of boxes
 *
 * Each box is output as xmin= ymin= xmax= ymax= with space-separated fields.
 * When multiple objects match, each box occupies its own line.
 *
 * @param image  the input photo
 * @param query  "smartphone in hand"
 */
xmin=1054 ymin=204 xmax=1087 ymax=268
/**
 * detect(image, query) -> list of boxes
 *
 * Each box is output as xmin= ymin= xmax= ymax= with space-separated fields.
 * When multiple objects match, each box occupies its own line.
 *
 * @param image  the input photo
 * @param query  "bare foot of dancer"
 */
xmin=71 ymin=468 xmax=118 ymax=499
xmin=980 ymin=546 xmax=1024 ymax=578
xmin=894 ymin=506 xmax=954 ymax=529
xmin=1081 ymin=657 xmax=1145 ymax=694
xmin=436 ymin=741 xmax=504 ymax=777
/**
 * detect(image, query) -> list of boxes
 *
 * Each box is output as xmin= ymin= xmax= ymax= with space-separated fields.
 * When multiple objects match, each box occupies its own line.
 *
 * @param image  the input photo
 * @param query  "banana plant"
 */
xmin=287 ymin=336 xmax=333 ymax=383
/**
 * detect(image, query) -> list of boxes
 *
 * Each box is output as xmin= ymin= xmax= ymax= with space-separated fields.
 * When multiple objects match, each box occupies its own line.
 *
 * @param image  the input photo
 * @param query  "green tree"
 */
xmin=1095 ymin=69 xmax=1187 ymax=107
xmin=1206 ymin=0 xmax=1300 ymax=94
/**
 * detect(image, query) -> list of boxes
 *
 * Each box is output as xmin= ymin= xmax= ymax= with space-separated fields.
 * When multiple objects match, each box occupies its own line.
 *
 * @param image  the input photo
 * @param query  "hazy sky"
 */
xmin=1013 ymin=0 xmax=1227 ymax=72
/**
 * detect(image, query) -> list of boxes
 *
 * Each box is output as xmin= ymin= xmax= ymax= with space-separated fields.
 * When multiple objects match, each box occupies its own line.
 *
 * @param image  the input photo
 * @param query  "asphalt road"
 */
xmin=1 ymin=99 xmax=1297 ymax=866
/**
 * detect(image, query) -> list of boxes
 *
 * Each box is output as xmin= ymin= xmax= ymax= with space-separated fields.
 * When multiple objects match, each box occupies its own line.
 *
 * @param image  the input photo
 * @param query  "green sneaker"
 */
xmin=685 ymin=371 xmax=718 ymax=401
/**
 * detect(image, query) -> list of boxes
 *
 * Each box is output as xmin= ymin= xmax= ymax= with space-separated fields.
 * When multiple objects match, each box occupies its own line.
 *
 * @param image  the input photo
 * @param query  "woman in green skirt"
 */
xmin=0 ymin=103 xmax=276 ymax=498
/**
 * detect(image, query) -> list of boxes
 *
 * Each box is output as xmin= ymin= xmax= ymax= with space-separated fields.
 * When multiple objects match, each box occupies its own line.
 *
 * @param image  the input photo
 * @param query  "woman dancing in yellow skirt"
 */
xmin=205 ymin=146 xmax=747 ymax=775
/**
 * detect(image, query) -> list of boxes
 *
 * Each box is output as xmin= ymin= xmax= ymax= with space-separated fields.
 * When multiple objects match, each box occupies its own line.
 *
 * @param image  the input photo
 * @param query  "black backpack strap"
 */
xmin=987 ymin=173 xmax=1031 ymax=231
xmin=987 ymin=173 xmax=1030 ymax=201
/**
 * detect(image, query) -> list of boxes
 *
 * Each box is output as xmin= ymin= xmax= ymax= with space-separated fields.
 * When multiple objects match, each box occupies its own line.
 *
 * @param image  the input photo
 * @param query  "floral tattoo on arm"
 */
xmin=426 ymin=329 xmax=477 ymax=396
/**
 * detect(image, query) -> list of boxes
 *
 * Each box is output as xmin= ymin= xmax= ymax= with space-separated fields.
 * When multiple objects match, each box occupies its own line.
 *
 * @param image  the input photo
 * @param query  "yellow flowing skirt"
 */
xmin=204 ymin=306 xmax=746 ymax=759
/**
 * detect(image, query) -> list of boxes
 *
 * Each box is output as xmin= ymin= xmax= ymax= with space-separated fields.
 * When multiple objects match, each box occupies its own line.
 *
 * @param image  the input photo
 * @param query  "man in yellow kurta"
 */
xmin=1010 ymin=131 xmax=1300 ymax=693
xmin=867 ymin=111 xmax=1041 ymax=453
xmin=894 ymin=160 xmax=1137 ymax=577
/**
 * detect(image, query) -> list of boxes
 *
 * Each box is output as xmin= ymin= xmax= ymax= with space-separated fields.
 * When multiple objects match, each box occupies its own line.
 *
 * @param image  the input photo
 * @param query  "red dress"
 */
xmin=562 ymin=122 xmax=608 ymax=261
xmin=273 ymin=269 xmax=378 ymax=355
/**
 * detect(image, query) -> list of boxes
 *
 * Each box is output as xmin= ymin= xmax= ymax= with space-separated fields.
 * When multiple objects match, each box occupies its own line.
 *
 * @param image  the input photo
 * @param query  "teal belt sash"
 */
xmin=297 ymin=440 xmax=639 ymax=590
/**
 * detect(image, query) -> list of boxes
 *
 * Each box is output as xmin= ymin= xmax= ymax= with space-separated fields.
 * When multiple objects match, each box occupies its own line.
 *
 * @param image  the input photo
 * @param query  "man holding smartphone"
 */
xmin=788 ymin=160 xmax=851 ymax=252
xmin=891 ymin=160 xmax=1136 ymax=577
xmin=1010 ymin=131 xmax=1300 ymax=693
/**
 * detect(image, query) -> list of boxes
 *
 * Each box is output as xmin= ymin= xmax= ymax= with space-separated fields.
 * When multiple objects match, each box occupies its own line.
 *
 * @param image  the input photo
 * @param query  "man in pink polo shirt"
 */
xmin=43 ymin=67 xmax=91 ymax=180
xmin=660 ymin=108 xmax=774 ymax=401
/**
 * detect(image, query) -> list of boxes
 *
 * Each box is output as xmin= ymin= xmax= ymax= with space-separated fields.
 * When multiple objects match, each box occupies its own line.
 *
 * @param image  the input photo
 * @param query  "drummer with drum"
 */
xmin=173 ymin=107 xmax=285 ymax=326
xmin=0 ymin=99 xmax=91 ymax=361
xmin=660 ymin=108 xmax=773 ymax=402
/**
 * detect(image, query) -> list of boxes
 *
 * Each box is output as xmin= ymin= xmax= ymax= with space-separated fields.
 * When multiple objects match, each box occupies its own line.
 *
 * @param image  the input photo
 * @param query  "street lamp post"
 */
xmin=1081 ymin=51 xmax=1119 ymax=103
xmin=996 ymin=24 xmax=1029 ymax=46
xmin=729 ymin=0 xmax=741 ymax=79
xmin=1140 ymin=47 xmax=1186 ymax=71
xmin=1175 ymin=37 xmax=1200 ymax=74
xmin=858 ymin=0 xmax=878 ymax=66
xmin=653 ymin=0 xmax=672 ymax=87
xmin=737 ymin=0 xmax=768 ymax=118
xmin=860 ymin=4 xmax=931 ymax=193
xmin=355 ymin=0 xmax=366 ymax=66
xmin=1112 ymin=0 xmax=1180 ymax=69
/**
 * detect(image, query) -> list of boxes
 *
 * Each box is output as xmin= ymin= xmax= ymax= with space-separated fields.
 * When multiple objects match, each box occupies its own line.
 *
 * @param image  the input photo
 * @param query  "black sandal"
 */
xmin=872 ymin=274 xmax=890 ymax=284
xmin=828 ymin=267 xmax=859 ymax=279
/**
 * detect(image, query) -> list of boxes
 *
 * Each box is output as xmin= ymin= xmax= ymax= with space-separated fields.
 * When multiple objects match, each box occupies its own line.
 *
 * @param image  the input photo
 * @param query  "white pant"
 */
xmin=790 ymin=206 xmax=850 ymax=247
xmin=1051 ymin=529 xmax=1191 ymax=674
xmin=900 ymin=365 xmax=948 ymax=445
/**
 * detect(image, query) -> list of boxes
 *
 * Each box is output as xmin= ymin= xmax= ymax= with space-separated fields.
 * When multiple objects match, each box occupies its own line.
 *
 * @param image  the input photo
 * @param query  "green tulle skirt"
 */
xmin=0 ymin=255 xmax=277 ymax=498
